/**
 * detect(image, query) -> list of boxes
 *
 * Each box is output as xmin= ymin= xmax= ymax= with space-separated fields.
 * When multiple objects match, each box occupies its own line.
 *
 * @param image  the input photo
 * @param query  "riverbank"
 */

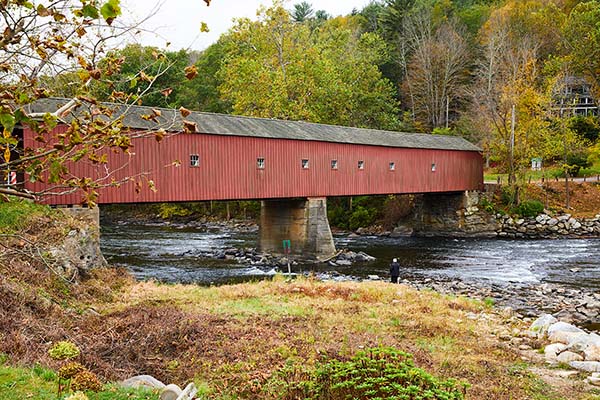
xmin=100 ymin=219 xmax=600 ymax=329
xmin=3 ymin=261 xmax=598 ymax=399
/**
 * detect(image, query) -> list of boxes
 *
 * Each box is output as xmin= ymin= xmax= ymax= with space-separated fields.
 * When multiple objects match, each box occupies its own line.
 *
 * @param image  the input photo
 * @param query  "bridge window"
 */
xmin=257 ymin=157 xmax=265 ymax=169
xmin=431 ymin=163 xmax=436 ymax=172
xmin=302 ymin=159 xmax=309 ymax=169
xmin=389 ymin=162 xmax=396 ymax=171
xmin=190 ymin=154 xmax=200 ymax=167
xmin=331 ymin=159 xmax=338 ymax=170
xmin=358 ymin=160 xmax=365 ymax=170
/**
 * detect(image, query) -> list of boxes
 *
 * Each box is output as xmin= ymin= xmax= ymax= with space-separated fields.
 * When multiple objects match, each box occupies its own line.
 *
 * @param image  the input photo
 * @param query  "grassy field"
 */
xmin=0 ymin=362 xmax=158 ymax=400
xmin=484 ymin=165 xmax=600 ymax=183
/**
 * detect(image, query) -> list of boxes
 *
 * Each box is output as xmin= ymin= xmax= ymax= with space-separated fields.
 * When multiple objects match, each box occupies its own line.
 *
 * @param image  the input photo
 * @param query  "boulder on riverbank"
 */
xmin=530 ymin=315 xmax=600 ymax=380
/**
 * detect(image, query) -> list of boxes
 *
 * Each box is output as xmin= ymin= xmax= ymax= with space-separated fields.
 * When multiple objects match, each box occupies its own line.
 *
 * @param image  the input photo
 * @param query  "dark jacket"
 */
xmin=389 ymin=262 xmax=400 ymax=276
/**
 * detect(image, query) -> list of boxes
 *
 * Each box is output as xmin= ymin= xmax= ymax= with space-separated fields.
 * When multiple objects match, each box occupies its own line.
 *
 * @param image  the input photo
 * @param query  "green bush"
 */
xmin=328 ymin=205 xmax=349 ymax=229
xmin=156 ymin=203 xmax=192 ymax=219
xmin=48 ymin=341 xmax=80 ymax=361
xmin=479 ymin=198 xmax=496 ymax=214
xmin=348 ymin=206 xmax=376 ymax=231
xmin=271 ymin=347 xmax=467 ymax=399
xmin=564 ymin=153 xmax=591 ymax=177
xmin=513 ymin=200 xmax=544 ymax=218
xmin=500 ymin=186 xmax=517 ymax=206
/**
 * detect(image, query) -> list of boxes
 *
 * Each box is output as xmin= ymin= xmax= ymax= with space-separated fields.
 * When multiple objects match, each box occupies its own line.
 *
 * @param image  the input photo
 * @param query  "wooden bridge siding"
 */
xmin=24 ymin=128 xmax=483 ymax=205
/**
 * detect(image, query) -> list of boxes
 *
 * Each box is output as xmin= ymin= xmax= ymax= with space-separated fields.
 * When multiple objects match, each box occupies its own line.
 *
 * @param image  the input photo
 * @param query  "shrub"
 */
xmin=479 ymin=198 xmax=495 ymax=214
xmin=348 ymin=206 xmax=375 ymax=231
xmin=328 ymin=204 xmax=349 ymax=229
xmin=157 ymin=203 xmax=192 ymax=219
xmin=500 ymin=186 xmax=517 ymax=206
xmin=71 ymin=370 xmax=102 ymax=392
xmin=59 ymin=362 xmax=86 ymax=380
xmin=564 ymin=153 xmax=591 ymax=177
xmin=513 ymin=200 xmax=544 ymax=218
xmin=48 ymin=341 xmax=80 ymax=361
xmin=273 ymin=347 xmax=467 ymax=399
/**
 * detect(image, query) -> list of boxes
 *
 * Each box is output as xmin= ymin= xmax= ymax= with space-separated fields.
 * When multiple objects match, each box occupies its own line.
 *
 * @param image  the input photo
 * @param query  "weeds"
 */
xmin=270 ymin=347 xmax=467 ymax=399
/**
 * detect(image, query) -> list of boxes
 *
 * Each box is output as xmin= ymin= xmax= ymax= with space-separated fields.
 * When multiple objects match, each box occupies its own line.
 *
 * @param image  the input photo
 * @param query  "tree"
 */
xmin=218 ymin=2 xmax=400 ymax=130
xmin=404 ymin=9 xmax=470 ymax=129
xmin=562 ymin=1 xmax=600 ymax=98
xmin=291 ymin=1 xmax=314 ymax=22
xmin=0 ymin=0 xmax=209 ymax=203
xmin=91 ymin=44 xmax=191 ymax=108
xmin=469 ymin=0 xmax=571 ymax=181
xmin=175 ymin=40 xmax=232 ymax=113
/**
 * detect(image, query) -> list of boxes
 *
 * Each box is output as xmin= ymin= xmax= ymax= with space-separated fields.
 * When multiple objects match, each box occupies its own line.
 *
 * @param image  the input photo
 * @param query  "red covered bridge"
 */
xmin=22 ymin=98 xmax=484 ymax=258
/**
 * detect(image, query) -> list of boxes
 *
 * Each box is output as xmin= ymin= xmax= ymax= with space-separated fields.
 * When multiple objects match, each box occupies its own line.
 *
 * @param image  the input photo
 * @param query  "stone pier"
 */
xmin=260 ymin=197 xmax=336 ymax=260
xmin=411 ymin=190 xmax=498 ymax=237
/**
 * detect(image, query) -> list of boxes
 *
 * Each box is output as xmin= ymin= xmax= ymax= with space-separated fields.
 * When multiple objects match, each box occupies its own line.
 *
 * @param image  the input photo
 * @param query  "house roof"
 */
xmin=25 ymin=97 xmax=481 ymax=152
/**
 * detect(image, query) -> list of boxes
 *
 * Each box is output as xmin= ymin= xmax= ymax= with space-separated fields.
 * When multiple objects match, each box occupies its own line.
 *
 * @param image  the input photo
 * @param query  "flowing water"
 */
xmin=100 ymin=222 xmax=600 ymax=290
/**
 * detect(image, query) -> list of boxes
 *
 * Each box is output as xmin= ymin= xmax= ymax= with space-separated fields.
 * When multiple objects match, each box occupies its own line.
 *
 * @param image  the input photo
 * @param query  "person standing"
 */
xmin=389 ymin=258 xmax=400 ymax=283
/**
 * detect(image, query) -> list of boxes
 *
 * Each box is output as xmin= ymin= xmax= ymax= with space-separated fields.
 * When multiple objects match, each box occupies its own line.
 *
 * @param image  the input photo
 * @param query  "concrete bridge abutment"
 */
xmin=260 ymin=197 xmax=336 ymax=260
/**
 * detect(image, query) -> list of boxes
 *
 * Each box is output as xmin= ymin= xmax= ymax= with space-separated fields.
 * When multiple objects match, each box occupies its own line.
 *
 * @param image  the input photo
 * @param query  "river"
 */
xmin=100 ymin=221 xmax=600 ymax=291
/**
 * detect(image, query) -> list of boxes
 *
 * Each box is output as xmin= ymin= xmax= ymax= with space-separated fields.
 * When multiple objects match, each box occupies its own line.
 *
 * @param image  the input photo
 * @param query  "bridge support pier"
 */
xmin=260 ymin=197 xmax=336 ymax=260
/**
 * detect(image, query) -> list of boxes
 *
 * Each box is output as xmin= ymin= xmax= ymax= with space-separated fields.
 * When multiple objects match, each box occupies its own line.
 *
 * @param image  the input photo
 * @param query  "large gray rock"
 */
xmin=530 ymin=314 xmax=558 ymax=338
xmin=160 ymin=384 xmax=182 ymax=400
xmin=556 ymin=351 xmax=583 ymax=363
xmin=120 ymin=375 xmax=166 ymax=390
xmin=587 ymin=372 xmax=600 ymax=387
xmin=547 ymin=322 xmax=584 ymax=343
xmin=544 ymin=343 xmax=567 ymax=362
xmin=569 ymin=361 xmax=600 ymax=372
xmin=48 ymin=225 xmax=107 ymax=280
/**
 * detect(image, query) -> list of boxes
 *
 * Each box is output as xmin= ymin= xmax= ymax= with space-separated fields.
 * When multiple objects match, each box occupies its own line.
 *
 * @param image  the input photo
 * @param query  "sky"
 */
xmin=120 ymin=0 xmax=372 ymax=52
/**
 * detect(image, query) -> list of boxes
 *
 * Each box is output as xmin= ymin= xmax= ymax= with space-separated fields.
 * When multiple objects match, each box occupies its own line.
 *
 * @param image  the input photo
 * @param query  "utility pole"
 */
xmin=564 ymin=139 xmax=570 ymax=209
xmin=509 ymin=104 xmax=516 ymax=186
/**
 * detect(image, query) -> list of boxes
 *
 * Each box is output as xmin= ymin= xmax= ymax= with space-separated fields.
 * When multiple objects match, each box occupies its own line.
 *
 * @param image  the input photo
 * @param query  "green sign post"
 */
xmin=282 ymin=240 xmax=291 ymax=275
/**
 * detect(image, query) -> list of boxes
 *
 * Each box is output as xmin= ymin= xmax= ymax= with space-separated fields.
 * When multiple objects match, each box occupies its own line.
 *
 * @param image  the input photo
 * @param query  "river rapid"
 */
xmin=101 ymin=220 xmax=600 ymax=325
xmin=100 ymin=221 xmax=600 ymax=290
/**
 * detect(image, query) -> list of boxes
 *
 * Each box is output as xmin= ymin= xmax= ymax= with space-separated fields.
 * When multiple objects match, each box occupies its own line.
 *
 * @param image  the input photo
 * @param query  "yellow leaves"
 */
xmin=4 ymin=146 xmax=10 ymax=163
xmin=182 ymin=120 xmax=197 ymax=134
xmin=76 ymin=25 xmax=87 ymax=38
xmin=184 ymin=65 xmax=198 ymax=80
xmin=77 ymin=56 xmax=89 ymax=70
xmin=35 ymin=45 xmax=48 ymax=60
xmin=179 ymin=107 xmax=191 ymax=117
xmin=36 ymin=4 xmax=50 ymax=17
xmin=154 ymin=129 xmax=166 ymax=143
xmin=200 ymin=22 xmax=209 ymax=33
xmin=160 ymin=88 xmax=173 ymax=98
xmin=139 ymin=70 xmax=152 ymax=83
xmin=141 ymin=109 xmax=162 ymax=123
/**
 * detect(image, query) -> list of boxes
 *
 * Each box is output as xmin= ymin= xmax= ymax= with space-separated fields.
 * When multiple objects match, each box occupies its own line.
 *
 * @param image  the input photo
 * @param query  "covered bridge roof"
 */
xmin=25 ymin=97 xmax=481 ymax=152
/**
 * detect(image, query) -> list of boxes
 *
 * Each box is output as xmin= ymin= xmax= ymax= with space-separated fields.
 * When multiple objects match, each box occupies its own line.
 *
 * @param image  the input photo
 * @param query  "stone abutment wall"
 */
xmin=396 ymin=188 xmax=600 ymax=239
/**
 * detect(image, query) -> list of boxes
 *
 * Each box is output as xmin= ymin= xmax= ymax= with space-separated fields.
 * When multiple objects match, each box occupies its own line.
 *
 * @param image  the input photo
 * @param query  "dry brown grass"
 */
xmin=0 ymin=245 xmax=592 ymax=400
xmin=87 ymin=277 xmax=577 ymax=399
xmin=523 ymin=181 xmax=600 ymax=218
